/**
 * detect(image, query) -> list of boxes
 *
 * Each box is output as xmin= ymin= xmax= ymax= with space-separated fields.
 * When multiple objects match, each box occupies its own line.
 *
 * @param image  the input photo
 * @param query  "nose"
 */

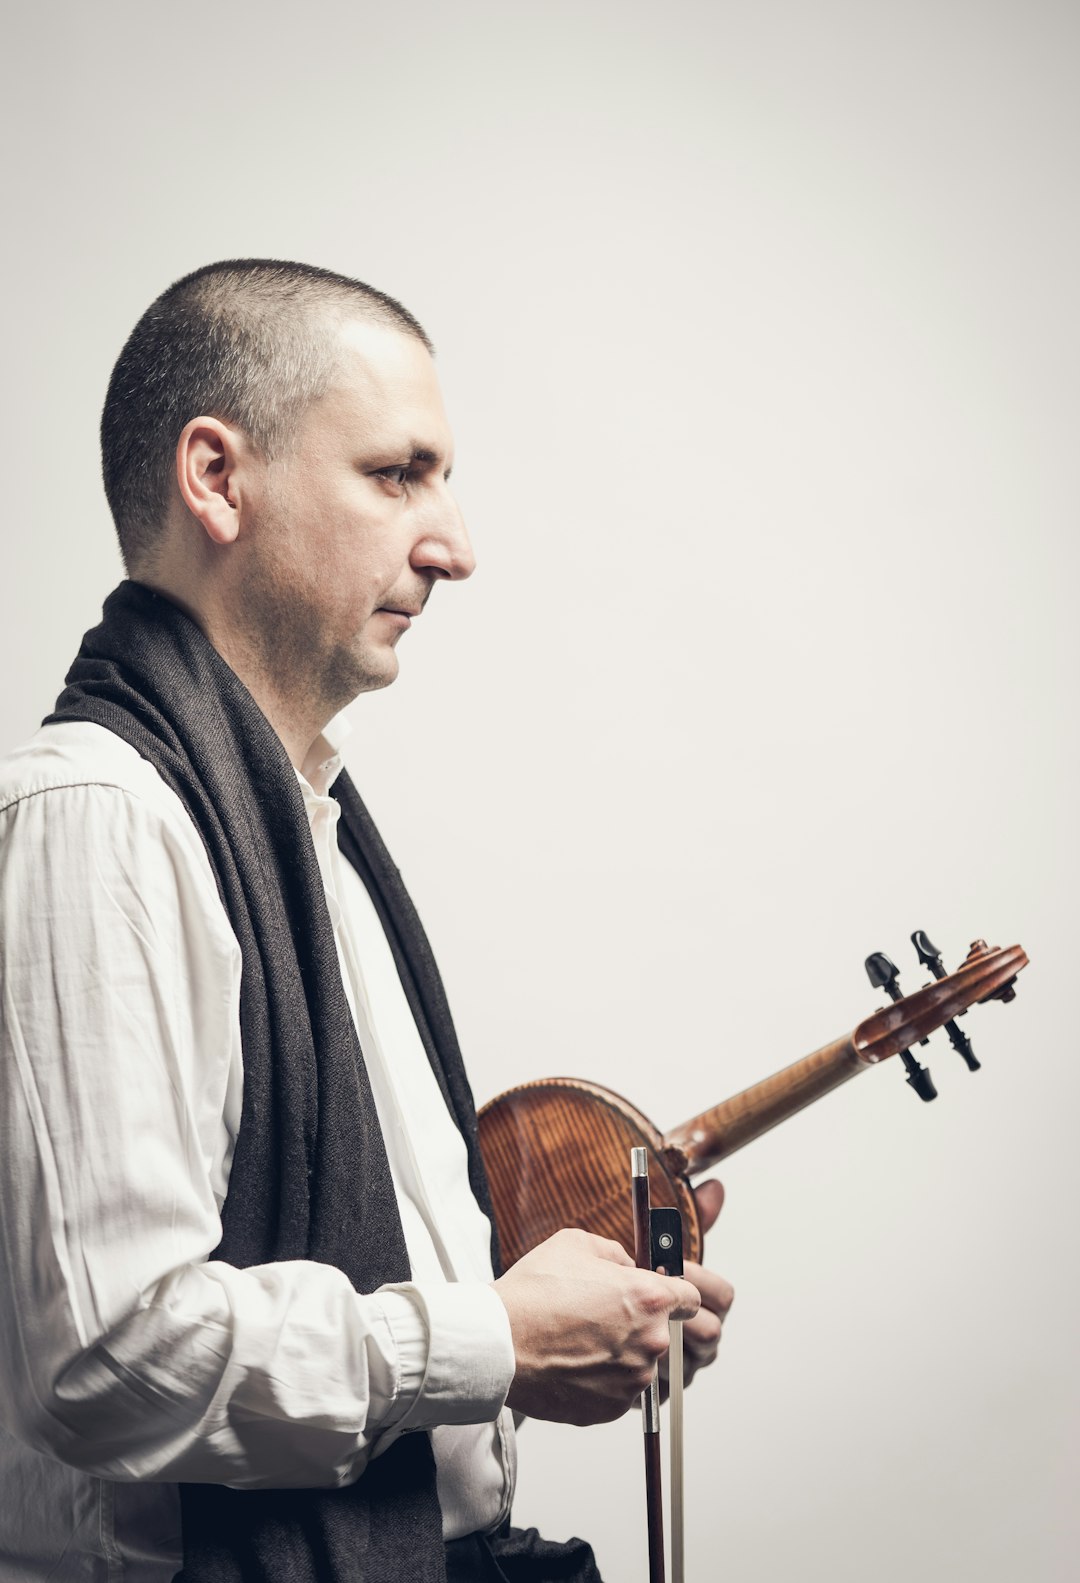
xmin=412 ymin=487 xmax=476 ymax=582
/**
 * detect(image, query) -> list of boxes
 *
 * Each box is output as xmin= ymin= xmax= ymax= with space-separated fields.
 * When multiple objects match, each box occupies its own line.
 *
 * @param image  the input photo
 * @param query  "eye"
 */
xmin=372 ymin=464 xmax=411 ymax=491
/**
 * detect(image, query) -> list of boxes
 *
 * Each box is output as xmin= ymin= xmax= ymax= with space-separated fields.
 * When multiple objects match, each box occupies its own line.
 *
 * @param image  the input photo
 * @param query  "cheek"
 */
xmin=332 ymin=526 xmax=408 ymax=602
xmin=258 ymin=487 xmax=403 ymax=618
xmin=322 ymin=546 xmax=392 ymax=626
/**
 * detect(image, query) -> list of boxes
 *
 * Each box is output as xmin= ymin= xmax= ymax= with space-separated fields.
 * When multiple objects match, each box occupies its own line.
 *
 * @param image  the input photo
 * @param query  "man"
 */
xmin=0 ymin=260 xmax=732 ymax=1581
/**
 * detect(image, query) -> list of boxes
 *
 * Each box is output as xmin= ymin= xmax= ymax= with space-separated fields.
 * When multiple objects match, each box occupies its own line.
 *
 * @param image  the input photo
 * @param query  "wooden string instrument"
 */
xmin=478 ymin=938 xmax=1027 ymax=1268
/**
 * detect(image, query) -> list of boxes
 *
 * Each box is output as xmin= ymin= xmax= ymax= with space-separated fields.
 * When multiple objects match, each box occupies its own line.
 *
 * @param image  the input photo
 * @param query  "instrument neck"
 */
xmin=661 ymin=1032 xmax=867 ymax=1177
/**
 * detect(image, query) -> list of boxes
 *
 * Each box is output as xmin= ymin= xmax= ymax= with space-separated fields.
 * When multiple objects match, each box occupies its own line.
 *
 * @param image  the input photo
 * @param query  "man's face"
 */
xmin=236 ymin=316 xmax=474 ymax=706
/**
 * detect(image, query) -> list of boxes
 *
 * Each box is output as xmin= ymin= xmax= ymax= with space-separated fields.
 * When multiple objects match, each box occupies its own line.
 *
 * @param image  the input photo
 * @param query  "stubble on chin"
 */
xmin=235 ymin=570 xmax=396 ymax=721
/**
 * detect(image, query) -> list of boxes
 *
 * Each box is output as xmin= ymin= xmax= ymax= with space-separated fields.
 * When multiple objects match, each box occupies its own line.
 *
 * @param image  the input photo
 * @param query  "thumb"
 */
xmin=694 ymin=1178 xmax=726 ymax=1236
xmin=665 ymin=1275 xmax=703 ymax=1322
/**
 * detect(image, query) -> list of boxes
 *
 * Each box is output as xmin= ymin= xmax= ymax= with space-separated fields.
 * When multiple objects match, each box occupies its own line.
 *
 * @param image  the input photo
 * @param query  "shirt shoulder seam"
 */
xmin=0 ymin=778 xmax=161 ymax=818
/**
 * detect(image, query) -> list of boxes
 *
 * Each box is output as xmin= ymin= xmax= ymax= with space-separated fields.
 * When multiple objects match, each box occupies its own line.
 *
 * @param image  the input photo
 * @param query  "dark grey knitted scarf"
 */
xmin=46 ymin=581 xmax=494 ymax=1582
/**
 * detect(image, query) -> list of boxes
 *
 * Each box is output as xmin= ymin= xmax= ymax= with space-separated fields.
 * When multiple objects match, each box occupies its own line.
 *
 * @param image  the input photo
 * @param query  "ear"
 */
xmin=175 ymin=417 xmax=245 ymax=547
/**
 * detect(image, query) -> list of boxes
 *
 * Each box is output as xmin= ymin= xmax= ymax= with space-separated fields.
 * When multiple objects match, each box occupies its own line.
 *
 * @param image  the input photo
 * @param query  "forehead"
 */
xmin=308 ymin=315 xmax=452 ymax=455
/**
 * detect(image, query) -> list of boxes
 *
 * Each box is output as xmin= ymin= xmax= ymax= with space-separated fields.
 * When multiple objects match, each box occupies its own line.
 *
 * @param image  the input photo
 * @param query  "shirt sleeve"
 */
xmin=0 ymin=779 xmax=513 ymax=1490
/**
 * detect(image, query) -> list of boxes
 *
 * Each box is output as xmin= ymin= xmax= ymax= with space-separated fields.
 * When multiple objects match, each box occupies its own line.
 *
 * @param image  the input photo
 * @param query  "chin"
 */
xmin=333 ymin=644 xmax=400 ymax=701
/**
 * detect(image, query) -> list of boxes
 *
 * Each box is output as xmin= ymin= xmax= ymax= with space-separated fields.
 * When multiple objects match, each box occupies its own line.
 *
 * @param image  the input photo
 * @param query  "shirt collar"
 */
xmin=297 ymin=710 xmax=352 ymax=800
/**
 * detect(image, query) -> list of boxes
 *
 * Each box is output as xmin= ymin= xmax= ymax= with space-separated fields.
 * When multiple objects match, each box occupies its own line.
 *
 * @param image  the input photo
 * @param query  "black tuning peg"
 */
xmin=865 ymin=950 xmax=938 ymax=1103
xmin=911 ymin=929 xmax=981 ymax=1072
xmin=898 ymin=1057 xmax=938 ymax=1103
xmin=865 ymin=951 xmax=903 ymax=1000
xmin=943 ymin=1019 xmax=980 ymax=1072
xmin=911 ymin=930 xmax=946 ymax=980
xmin=867 ymin=950 xmax=930 ymax=1045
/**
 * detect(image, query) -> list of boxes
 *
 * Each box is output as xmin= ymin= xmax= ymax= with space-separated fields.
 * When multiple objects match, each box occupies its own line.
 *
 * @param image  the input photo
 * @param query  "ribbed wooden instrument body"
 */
xmin=478 ymin=1078 xmax=702 ymax=1269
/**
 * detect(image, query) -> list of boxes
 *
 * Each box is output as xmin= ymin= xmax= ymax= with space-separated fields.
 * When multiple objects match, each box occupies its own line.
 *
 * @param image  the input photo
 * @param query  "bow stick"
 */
xmin=632 ymin=1157 xmax=689 ymax=1583
xmin=632 ymin=1147 xmax=666 ymax=1583
xmin=651 ymin=1205 xmax=686 ymax=1583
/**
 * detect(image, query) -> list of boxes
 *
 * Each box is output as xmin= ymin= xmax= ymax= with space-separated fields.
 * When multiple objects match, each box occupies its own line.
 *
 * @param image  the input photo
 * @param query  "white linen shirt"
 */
xmin=0 ymin=718 xmax=516 ymax=1581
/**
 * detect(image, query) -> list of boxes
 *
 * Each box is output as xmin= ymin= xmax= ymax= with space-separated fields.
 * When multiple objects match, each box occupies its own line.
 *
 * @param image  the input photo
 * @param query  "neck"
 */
xmin=134 ymin=573 xmax=334 ymax=770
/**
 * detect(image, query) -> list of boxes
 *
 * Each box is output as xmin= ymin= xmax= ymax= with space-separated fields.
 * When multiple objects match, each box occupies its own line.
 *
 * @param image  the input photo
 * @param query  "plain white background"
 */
xmin=1 ymin=2 xmax=1076 ymax=1578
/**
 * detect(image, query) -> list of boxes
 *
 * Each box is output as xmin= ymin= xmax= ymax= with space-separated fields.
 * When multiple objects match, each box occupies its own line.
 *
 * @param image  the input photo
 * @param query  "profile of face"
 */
xmin=226 ymin=317 xmax=475 ymax=708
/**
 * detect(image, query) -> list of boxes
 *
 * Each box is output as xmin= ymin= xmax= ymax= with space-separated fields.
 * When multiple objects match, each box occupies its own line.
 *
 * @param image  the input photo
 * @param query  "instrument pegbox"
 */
xmin=864 ymin=951 xmax=938 ymax=1102
xmin=911 ymin=931 xmax=980 ymax=1071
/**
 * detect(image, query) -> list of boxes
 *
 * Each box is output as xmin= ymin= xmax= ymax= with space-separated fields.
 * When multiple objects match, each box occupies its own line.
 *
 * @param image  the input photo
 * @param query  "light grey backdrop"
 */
xmin=2 ymin=2 xmax=1076 ymax=1578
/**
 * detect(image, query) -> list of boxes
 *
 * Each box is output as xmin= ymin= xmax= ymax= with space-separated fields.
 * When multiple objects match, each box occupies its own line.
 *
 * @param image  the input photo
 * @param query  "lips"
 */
xmin=376 ymin=606 xmax=416 ymax=632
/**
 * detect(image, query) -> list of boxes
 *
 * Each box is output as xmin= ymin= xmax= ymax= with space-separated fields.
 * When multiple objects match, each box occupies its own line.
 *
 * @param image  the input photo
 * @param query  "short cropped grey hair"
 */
xmin=101 ymin=259 xmax=432 ymax=569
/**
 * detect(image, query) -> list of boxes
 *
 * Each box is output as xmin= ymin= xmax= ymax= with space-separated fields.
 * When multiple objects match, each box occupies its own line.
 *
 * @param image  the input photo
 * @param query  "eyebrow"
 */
xmin=411 ymin=446 xmax=453 ymax=480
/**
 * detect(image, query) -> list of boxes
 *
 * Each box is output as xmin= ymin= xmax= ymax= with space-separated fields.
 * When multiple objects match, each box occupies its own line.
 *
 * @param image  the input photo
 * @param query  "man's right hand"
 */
xmin=492 ymin=1227 xmax=701 ymax=1426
